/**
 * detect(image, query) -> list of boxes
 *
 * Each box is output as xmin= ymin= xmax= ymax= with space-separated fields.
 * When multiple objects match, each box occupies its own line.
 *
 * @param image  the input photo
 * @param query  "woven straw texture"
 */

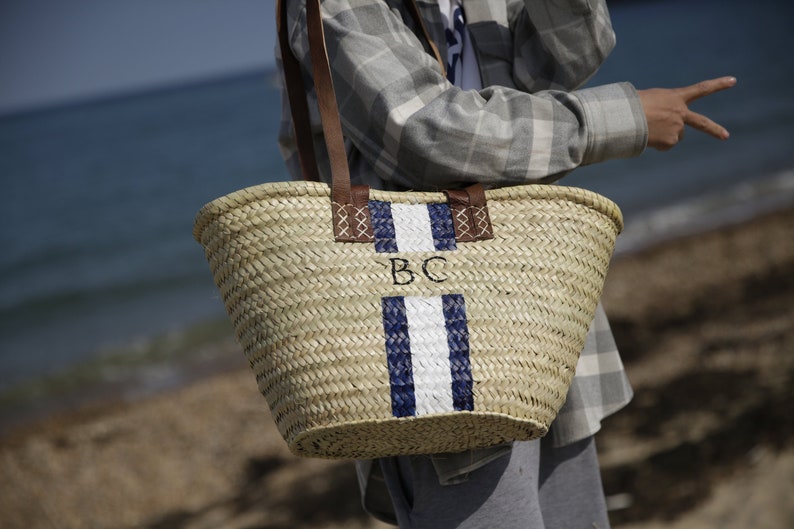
xmin=194 ymin=181 xmax=623 ymax=459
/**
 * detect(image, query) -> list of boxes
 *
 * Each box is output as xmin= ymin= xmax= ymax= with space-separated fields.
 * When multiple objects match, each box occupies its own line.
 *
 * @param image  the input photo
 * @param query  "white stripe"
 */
xmin=391 ymin=203 xmax=436 ymax=252
xmin=404 ymin=296 xmax=454 ymax=415
xmin=527 ymin=99 xmax=554 ymax=178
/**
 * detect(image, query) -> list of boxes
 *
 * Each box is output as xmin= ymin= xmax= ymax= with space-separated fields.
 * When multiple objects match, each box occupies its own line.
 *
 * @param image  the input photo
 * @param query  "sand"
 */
xmin=2 ymin=205 xmax=793 ymax=529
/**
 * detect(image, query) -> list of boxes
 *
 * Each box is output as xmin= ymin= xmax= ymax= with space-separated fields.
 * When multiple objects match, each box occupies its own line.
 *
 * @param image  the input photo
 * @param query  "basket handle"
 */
xmin=277 ymin=0 xmax=492 ymax=243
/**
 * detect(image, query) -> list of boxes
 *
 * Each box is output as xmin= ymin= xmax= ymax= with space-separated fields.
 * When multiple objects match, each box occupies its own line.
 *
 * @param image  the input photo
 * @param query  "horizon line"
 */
xmin=0 ymin=66 xmax=279 ymax=120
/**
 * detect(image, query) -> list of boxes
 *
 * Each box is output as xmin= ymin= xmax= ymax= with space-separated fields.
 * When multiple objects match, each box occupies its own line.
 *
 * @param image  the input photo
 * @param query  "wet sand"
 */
xmin=2 ymin=205 xmax=793 ymax=529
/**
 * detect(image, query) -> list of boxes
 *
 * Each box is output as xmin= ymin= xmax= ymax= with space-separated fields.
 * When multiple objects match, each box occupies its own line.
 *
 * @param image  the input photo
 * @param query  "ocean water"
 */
xmin=0 ymin=74 xmax=285 ymax=391
xmin=1 ymin=0 xmax=793 ymax=392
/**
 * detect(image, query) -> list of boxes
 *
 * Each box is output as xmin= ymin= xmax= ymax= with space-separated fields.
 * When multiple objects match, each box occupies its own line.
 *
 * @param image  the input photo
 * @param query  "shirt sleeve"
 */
xmin=284 ymin=0 xmax=647 ymax=191
xmin=508 ymin=0 xmax=617 ymax=91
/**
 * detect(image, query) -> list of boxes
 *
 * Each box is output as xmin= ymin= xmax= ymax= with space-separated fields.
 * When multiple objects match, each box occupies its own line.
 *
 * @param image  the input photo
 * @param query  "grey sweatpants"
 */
xmin=379 ymin=436 xmax=610 ymax=529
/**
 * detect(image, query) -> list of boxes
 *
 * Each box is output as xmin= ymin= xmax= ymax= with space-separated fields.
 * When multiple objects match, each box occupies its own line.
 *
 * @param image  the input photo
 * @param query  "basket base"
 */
xmin=289 ymin=411 xmax=549 ymax=459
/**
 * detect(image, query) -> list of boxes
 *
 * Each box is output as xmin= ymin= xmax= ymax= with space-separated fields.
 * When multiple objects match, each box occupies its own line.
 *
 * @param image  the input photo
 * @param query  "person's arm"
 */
xmin=504 ymin=0 xmax=735 ymax=149
xmin=285 ymin=0 xmax=646 ymax=190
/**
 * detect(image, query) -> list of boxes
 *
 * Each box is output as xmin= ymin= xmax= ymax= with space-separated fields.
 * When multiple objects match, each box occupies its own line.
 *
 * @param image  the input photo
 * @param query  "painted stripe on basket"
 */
xmin=369 ymin=201 xmax=457 ymax=253
xmin=404 ymin=296 xmax=455 ymax=415
xmin=391 ymin=203 xmax=436 ymax=252
xmin=442 ymin=293 xmax=474 ymax=411
xmin=382 ymin=296 xmax=416 ymax=417
xmin=382 ymin=294 xmax=473 ymax=417
xmin=369 ymin=200 xmax=398 ymax=253
xmin=427 ymin=203 xmax=457 ymax=251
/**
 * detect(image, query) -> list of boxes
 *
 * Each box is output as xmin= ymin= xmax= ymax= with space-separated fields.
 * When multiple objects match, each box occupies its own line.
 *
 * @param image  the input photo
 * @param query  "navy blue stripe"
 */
xmin=369 ymin=200 xmax=398 ymax=253
xmin=427 ymin=203 xmax=457 ymax=251
xmin=442 ymin=294 xmax=474 ymax=411
xmin=381 ymin=296 xmax=416 ymax=417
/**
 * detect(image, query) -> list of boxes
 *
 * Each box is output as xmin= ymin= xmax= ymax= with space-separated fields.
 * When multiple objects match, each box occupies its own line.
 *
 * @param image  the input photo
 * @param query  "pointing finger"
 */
xmin=678 ymin=76 xmax=737 ymax=104
xmin=685 ymin=109 xmax=730 ymax=140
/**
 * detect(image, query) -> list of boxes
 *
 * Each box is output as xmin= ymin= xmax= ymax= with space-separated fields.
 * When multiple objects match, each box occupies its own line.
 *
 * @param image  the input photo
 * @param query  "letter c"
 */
xmin=422 ymin=256 xmax=448 ymax=283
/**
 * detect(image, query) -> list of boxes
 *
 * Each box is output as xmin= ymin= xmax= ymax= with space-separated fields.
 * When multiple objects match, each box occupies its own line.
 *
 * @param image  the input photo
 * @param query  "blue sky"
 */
xmin=0 ymin=0 xmax=277 ymax=115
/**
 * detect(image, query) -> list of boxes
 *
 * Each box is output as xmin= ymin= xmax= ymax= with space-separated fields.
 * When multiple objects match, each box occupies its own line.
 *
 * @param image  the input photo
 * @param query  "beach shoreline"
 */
xmin=2 ymin=203 xmax=793 ymax=529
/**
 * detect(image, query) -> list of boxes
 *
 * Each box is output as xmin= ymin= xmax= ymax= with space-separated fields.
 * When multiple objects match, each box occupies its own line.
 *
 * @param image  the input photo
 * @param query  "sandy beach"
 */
xmin=2 ymin=204 xmax=793 ymax=529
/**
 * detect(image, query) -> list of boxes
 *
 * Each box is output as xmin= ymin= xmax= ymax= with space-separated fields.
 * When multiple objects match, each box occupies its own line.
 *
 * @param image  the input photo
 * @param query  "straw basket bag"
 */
xmin=193 ymin=0 xmax=623 ymax=460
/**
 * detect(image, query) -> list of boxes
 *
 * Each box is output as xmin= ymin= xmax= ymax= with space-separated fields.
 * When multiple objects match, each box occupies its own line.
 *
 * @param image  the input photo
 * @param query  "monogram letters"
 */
xmin=389 ymin=256 xmax=448 ymax=285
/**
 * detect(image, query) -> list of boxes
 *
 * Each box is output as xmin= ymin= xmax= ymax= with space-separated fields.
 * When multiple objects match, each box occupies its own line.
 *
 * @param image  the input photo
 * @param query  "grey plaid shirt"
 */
xmin=278 ymin=0 xmax=640 ymax=519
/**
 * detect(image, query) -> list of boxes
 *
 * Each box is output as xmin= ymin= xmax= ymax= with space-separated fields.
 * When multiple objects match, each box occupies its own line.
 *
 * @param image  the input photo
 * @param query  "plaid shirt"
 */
xmin=278 ymin=0 xmax=639 ymax=520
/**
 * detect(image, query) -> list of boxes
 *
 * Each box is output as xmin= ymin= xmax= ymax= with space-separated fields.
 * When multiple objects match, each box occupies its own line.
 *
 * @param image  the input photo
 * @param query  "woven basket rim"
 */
xmin=193 ymin=180 xmax=623 ymax=243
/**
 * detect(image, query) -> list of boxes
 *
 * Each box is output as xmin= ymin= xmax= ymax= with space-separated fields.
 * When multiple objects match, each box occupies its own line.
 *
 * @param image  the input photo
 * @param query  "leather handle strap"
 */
xmin=278 ymin=0 xmax=443 ymax=189
xmin=278 ymin=0 xmax=492 ymax=243
xmin=304 ymin=0 xmax=377 ymax=241
xmin=444 ymin=184 xmax=494 ymax=242
xmin=277 ymin=0 xmax=319 ymax=182
xmin=280 ymin=0 xmax=372 ymax=240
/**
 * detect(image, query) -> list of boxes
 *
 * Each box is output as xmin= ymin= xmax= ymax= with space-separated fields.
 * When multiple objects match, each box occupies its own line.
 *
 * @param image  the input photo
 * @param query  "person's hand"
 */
xmin=638 ymin=76 xmax=736 ymax=151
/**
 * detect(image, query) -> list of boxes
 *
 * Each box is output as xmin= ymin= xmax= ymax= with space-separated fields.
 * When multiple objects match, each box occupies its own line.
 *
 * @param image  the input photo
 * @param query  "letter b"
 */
xmin=390 ymin=258 xmax=415 ymax=285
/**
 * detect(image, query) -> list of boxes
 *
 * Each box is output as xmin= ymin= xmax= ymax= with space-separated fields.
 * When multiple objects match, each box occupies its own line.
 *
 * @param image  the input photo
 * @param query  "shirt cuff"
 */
xmin=576 ymin=82 xmax=648 ymax=165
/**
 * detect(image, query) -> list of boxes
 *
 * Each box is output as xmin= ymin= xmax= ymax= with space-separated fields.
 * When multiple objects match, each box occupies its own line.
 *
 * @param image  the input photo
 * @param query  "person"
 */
xmin=277 ymin=0 xmax=735 ymax=527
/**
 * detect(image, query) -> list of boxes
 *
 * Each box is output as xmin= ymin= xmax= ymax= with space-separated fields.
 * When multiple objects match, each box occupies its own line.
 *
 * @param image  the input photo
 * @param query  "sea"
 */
xmin=1 ymin=0 xmax=793 ymax=400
